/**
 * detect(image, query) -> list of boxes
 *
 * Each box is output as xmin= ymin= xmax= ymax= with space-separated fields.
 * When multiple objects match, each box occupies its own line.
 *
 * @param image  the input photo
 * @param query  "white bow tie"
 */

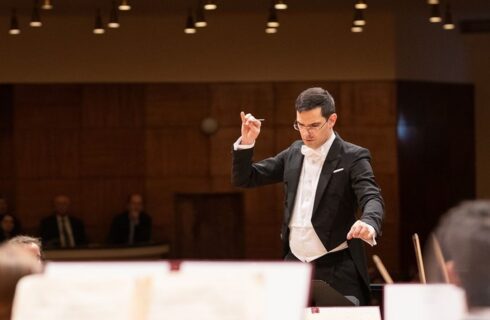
xmin=301 ymin=145 xmax=324 ymax=160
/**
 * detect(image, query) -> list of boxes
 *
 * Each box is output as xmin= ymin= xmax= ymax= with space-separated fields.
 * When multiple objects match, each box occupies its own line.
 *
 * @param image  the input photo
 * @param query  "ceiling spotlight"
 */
xmin=184 ymin=10 xmax=197 ymax=34
xmin=30 ymin=0 xmax=43 ymax=27
xmin=443 ymin=3 xmax=455 ymax=30
xmin=355 ymin=0 xmax=368 ymax=10
xmin=274 ymin=0 xmax=287 ymax=10
xmin=195 ymin=3 xmax=207 ymax=27
xmin=204 ymin=0 xmax=217 ymax=10
xmin=265 ymin=27 xmax=277 ymax=34
xmin=267 ymin=7 xmax=279 ymax=28
xmin=429 ymin=4 xmax=442 ymax=23
xmin=353 ymin=8 xmax=366 ymax=26
xmin=119 ymin=0 xmax=131 ymax=11
xmin=9 ymin=8 xmax=20 ymax=35
xmin=351 ymin=25 xmax=363 ymax=33
xmin=108 ymin=1 xmax=120 ymax=28
xmin=93 ymin=8 xmax=105 ymax=34
xmin=41 ymin=0 xmax=53 ymax=10
xmin=427 ymin=0 xmax=439 ymax=4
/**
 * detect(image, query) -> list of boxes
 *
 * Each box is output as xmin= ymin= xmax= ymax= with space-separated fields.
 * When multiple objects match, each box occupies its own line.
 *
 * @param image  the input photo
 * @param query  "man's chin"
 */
xmin=303 ymin=140 xmax=317 ymax=148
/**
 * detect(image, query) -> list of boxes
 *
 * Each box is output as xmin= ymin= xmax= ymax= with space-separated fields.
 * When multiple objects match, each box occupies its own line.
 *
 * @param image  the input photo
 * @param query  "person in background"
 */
xmin=40 ymin=195 xmax=86 ymax=248
xmin=108 ymin=193 xmax=152 ymax=245
xmin=8 ymin=236 xmax=43 ymax=262
xmin=428 ymin=201 xmax=490 ymax=319
xmin=0 ymin=244 xmax=42 ymax=320
xmin=0 ymin=214 xmax=21 ymax=243
xmin=0 ymin=196 xmax=22 ymax=243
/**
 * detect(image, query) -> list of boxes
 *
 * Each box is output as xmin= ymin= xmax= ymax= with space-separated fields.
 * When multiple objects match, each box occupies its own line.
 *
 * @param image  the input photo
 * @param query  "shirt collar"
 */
xmin=315 ymin=132 xmax=336 ymax=158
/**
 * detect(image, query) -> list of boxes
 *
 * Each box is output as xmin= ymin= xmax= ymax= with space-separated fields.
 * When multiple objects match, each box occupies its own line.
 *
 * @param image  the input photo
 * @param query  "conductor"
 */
xmin=231 ymin=87 xmax=384 ymax=305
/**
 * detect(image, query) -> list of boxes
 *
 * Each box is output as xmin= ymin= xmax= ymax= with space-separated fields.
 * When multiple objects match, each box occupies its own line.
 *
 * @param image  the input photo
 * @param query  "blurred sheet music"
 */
xmin=304 ymin=307 xmax=381 ymax=320
xmin=13 ymin=261 xmax=311 ymax=320
xmin=147 ymin=273 xmax=265 ymax=320
xmin=11 ymin=274 xmax=139 ymax=320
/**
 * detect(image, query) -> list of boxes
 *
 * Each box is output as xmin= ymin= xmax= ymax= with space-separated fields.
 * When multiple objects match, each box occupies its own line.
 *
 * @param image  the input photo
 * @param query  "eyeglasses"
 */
xmin=293 ymin=120 xmax=328 ymax=132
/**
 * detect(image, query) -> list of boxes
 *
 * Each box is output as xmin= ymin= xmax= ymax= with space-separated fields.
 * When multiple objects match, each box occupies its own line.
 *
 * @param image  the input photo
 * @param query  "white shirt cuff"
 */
xmin=233 ymin=137 xmax=255 ymax=151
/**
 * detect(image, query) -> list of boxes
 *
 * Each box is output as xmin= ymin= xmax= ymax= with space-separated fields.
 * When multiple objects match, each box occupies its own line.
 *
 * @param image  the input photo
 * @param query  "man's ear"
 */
xmin=446 ymin=260 xmax=461 ymax=286
xmin=328 ymin=113 xmax=338 ymax=127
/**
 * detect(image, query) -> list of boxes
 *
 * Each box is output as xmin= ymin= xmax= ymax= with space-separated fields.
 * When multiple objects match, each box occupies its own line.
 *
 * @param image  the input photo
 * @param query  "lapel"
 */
xmin=312 ymin=135 xmax=342 ymax=215
xmin=285 ymin=144 xmax=304 ymax=218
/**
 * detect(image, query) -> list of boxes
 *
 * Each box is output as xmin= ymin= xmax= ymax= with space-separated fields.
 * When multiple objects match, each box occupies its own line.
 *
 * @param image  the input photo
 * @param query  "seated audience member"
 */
xmin=40 ymin=195 xmax=86 ymax=248
xmin=0 ymin=214 xmax=21 ymax=243
xmin=431 ymin=201 xmax=490 ymax=318
xmin=108 ymin=193 xmax=152 ymax=245
xmin=8 ymin=236 xmax=43 ymax=262
xmin=0 ymin=244 xmax=42 ymax=320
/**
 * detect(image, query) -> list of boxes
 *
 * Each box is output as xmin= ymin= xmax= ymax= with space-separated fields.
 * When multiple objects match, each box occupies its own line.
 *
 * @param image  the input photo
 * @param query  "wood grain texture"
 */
xmin=81 ymin=128 xmax=144 ymax=178
xmin=82 ymin=84 xmax=145 ymax=128
xmin=13 ymin=85 xmax=82 ymax=129
xmin=210 ymin=83 xmax=275 ymax=126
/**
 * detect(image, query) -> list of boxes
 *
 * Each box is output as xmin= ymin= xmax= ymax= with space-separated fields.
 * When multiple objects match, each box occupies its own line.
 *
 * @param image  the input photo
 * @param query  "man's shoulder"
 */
xmin=337 ymin=136 xmax=369 ymax=156
xmin=276 ymin=140 xmax=302 ymax=158
xmin=289 ymin=140 xmax=303 ymax=149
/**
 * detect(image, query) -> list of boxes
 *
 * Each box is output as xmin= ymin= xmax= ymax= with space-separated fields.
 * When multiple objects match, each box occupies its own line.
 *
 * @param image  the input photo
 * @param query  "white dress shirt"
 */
xmin=288 ymin=133 xmax=341 ymax=262
xmin=233 ymin=134 xmax=376 ymax=263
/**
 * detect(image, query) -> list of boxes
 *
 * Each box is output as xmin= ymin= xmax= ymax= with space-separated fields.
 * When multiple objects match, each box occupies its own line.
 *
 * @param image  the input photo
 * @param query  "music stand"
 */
xmin=310 ymin=280 xmax=357 ymax=307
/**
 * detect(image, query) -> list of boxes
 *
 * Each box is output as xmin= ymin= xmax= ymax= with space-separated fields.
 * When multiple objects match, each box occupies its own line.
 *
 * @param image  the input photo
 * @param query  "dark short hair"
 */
xmin=295 ymin=87 xmax=335 ymax=118
xmin=436 ymin=201 xmax=490 ymax=307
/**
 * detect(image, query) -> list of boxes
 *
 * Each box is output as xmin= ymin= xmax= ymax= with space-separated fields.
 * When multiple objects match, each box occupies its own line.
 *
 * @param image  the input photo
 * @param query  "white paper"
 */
xmin=14 ymin=261 xmax=312 ymax=320
xmin=11 ymin=274 xmax=140 ymax=320
xmin=304 ymin=307 xmax=381 ymax=320
xmin=44 ymin=261 xmax=170 ymax=277
xmin=384 ymin=284 xmax=467 ymax=320
xmin=180 ymin=261 xmax=312 ymax=320
xmin=147 ymin=272 xmax=265 ymax=320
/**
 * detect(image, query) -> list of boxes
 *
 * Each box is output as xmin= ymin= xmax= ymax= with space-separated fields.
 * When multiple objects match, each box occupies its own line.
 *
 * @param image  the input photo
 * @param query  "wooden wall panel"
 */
xmin=81 ymin=129 xmax=144 ymax=178
xmin=337 ymin=126 xmax=398 ymax=174
xmin=13 ymin=85 xmax=82 ymax=129
xmin=338 ymin=82 xmax=396 ymax=127
xmin=82 ymin=84 xmax=145 ymax=128
xmin=244 ymin=223 xmax=282 ymax=259
xmin=210 ymin=83 xmax=275 ymax=126
xmin=0 ymin=130 xmax=14 ymax=179
xmin=0 ymin=85 xmax=14 ymax=187
xmin=210 ymin=127 xmax=275 ymax=177
xmin=145 ymin=84 xmax=210 ymax=127
xmin=15 ymin=129 xmax=80 ymax=179
xmin=146 ymin=129 xmax=208 ymax=178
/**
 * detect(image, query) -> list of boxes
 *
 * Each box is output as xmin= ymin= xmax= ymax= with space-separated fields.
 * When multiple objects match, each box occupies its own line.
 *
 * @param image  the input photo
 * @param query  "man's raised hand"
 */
xmin=240 ymin=111 xmax=261 ymax=145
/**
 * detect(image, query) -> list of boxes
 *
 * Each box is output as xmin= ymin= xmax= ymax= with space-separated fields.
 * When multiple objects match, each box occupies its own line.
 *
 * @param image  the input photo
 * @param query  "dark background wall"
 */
xmin=397 ymin=81 xmax=475 ymax=278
